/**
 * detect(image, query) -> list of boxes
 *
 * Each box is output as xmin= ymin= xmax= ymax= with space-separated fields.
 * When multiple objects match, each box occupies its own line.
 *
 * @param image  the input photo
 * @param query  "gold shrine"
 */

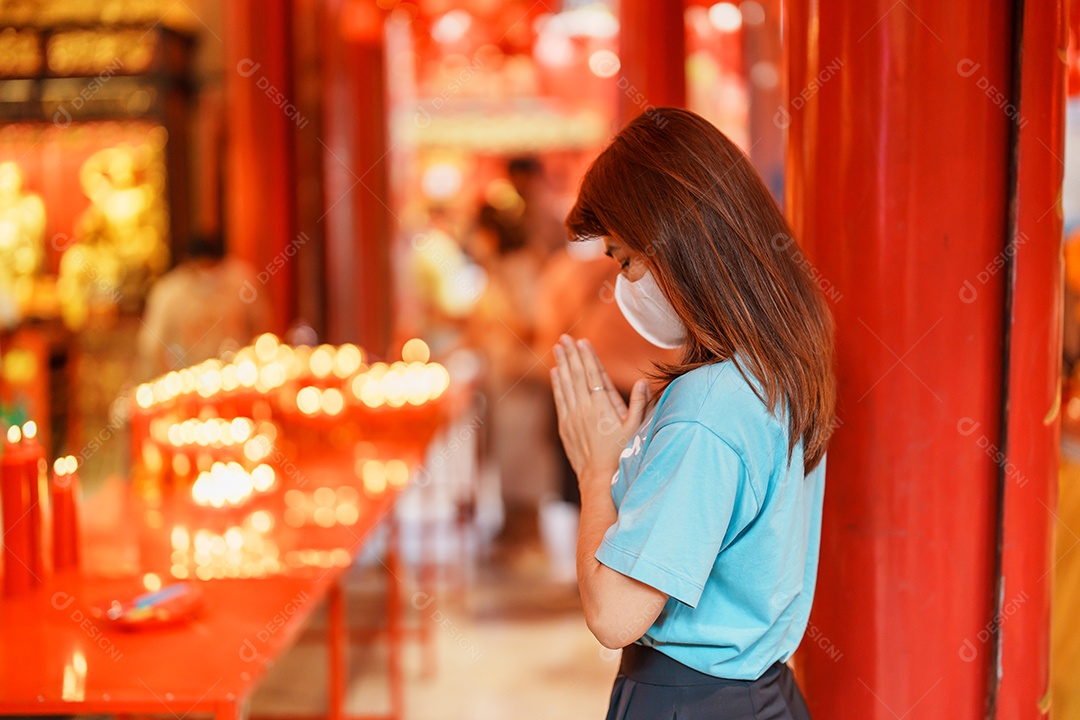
xmin=0 ymin=0 xmax=195 ymax=327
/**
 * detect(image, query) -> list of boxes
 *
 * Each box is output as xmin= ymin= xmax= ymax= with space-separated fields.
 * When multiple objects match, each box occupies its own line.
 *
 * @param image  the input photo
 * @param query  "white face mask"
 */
xmin=614 ymin=271 xmax=687 ymax=349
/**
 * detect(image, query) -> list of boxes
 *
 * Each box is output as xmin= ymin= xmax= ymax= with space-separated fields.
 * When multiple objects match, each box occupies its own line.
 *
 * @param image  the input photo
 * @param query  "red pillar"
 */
xmin=292 ymin=0 xmax=330 ymax=339
xmin=321 ymin=0 xmax=394 ymax=354
xmin=996 ymin=1 xmax=1065 ymax=717
xmin=786 ymin=1 xmax=1060 ymax=718
xmin=618 ymin=0 xmax=686 ymax=124
xmin=224 ymin=0 xmax=297 ymax=334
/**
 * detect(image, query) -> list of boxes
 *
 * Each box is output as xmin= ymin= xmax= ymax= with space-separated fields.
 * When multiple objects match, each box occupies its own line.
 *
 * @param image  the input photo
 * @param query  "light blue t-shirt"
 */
xmin=594 ymin=360 xmax=826 ymax=681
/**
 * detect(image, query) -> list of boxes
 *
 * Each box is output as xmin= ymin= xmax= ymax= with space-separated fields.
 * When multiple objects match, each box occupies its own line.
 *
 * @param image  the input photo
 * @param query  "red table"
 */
xmin=0 ymin=460 xmax=406 ymax=720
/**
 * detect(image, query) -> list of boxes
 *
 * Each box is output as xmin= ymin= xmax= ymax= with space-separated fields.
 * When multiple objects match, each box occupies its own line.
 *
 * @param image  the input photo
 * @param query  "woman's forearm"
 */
xmin=577 ymin=472 xmax=618 ymax=586
xmin=577 ymin=472 xmax=622 ymax=646
xmin=577 ymin=470 xmax=668 ymax=649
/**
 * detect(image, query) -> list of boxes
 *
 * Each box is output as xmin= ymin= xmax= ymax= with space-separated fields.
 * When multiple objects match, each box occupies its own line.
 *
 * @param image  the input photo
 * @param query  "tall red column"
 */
xmin=996 ymin=0 xmax=1064 ymax=717
xmin=292 ymin=0 xmax=330 ymax=339
xmin=224 ymin=0 xmax=297 ymax=334
xmin=321 ymin=0 xmax=393 ymax=354
xmin=618 ymin=0 xmax=686 ymax=124
xmin=786 ymin=1 xmax=1061 ymax=718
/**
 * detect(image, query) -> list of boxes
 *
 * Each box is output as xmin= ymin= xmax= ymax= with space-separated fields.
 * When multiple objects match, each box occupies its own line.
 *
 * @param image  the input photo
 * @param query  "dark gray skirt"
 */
xmin=605 ymin=644 xmax=811 ymax=720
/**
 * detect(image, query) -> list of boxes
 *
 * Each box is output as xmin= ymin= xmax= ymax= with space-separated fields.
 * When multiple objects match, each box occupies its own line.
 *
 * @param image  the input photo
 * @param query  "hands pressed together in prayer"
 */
xmin=550 ymin=334 xmax=649 ymax=486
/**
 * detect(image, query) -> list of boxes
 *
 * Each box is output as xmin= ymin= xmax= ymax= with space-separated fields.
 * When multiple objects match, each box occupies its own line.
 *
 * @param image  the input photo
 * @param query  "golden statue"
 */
xmin=0 ymin=161 xmax=46 ymax=321
xmin=58 ymin=133 xmax=169 ymax=328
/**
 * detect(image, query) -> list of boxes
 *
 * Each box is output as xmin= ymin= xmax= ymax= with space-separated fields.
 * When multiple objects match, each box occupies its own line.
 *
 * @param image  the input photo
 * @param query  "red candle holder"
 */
xmin=51 ymin=455 xmax=81 ymax=572
xmin=1 ymin=425 xmax=33 ymax=596
xmin=21 ymin=421 xmax=47 ymax=583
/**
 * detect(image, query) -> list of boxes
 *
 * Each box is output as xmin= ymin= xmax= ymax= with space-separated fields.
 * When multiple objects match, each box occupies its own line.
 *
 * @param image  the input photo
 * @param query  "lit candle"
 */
xmin=51 ymin=455 xmax=80 ymax=572
xmin=1 ymin=425 xmax=33 ymax=596
xmin=131 ymin=385 xmax=153 ymax=477
xmin=21 ymin=421 xmax=46 ymax=583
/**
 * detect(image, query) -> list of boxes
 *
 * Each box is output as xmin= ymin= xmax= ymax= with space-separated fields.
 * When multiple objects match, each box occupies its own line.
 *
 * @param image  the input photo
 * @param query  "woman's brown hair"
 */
xmin=566 ymin=107 xmax=835 ymax=473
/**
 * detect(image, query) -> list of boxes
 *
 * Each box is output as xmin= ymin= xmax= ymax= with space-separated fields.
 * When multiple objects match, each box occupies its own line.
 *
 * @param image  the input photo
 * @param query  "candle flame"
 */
xmin=401 ymin=338 xmax=431 ymax=364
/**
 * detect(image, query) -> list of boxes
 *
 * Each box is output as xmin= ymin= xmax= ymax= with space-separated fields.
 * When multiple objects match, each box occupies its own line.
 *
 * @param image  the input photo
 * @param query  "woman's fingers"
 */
xmin=576 ymin=338 xmax=607 ymax=399
xmin=559 ymin=335 xmax=590 ymax=396
xmin=551 ymin=367 xmax=569 ymax=420
xmin=589 ymin=343 xmax=628 ymax=422
xmin=552 ymin=343 xmax=575 ymax=408
xmin=551 ymin=338 xmax=635 ymax=479
xmin=551 ymin=368 xmax=573 ymax=447
xmin=552 ymin=367 xmax=583 ymax=471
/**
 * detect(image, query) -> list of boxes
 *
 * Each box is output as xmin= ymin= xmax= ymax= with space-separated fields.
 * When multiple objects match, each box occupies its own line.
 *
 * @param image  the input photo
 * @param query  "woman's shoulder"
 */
xmin=657 ymin=361 xmax=754 ymax=411
xmin=654 ymin=361 xmax=786 ymax=448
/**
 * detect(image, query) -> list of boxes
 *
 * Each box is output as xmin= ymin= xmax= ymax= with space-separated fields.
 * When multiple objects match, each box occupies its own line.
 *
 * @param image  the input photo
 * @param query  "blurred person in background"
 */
xmin=1056 ymin=92 xmax=1080 ymax=720
xmin=398 ymin=203 xmax=483 ymax=357
xmin=463 ymin=202 xmax=556 ymax=555
xmin=1058 ymin=224 xmax=1080 ymax=720
xmin=464 ymin=203 xmax=535 ymax=380
xmin=552 ymin=108 xmax=833 ymax=720
xmin=135 ymin=231 xmax=270 ymax=381
xmin=508 ymin=156 xmax=567 ymax=259
xmin=1065 ymin=229 xmax=1080 ymax=376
